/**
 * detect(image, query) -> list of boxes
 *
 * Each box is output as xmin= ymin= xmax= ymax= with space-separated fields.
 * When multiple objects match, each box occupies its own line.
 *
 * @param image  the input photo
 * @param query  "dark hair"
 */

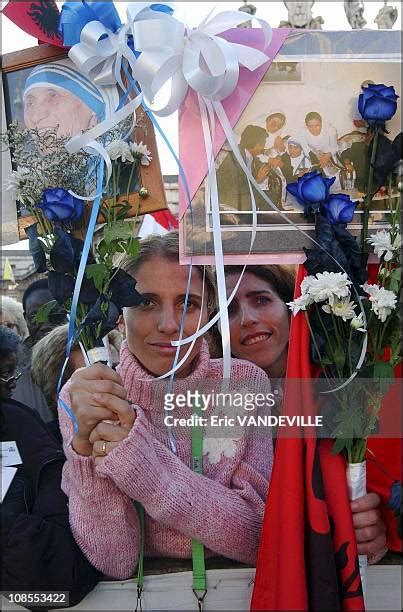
xmin=22 ymin=278 xmax=49 ymax=313
xmin=240 ymin=125 xmax=268 ymax=151
xmin=305 ymin=112 xmax=322 ymax=125
xmin=0 ymin=326 xmax=22 ymax=358
xmin=266 ymin=112 xmax=286 ymax=125
xmin=208 ymin=265 xmax=296 ymax=358
xmin=225 ymin=265 xmax=296 ymax=305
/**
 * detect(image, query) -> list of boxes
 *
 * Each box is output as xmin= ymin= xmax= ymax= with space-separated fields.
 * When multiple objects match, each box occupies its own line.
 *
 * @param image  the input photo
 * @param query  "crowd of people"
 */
xmin=0 ymin=233 xmax=389 ymax=610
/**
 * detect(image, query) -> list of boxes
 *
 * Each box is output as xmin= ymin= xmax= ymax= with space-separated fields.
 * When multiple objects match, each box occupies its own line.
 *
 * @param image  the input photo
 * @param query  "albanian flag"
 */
xmin=3 ymin=1 xmax=64 ymax=47
xmin=251 ymin=265 xmax=365 ymax=611
xmin=365 ymin=265 xmax=402 ymax=554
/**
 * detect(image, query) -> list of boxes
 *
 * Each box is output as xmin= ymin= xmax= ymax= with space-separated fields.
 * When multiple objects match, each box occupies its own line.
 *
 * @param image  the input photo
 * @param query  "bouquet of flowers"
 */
xmin=287 ymin=83 xmax=401 ymax=590
xmin=2 ymin=123 xmax=149 ymax=358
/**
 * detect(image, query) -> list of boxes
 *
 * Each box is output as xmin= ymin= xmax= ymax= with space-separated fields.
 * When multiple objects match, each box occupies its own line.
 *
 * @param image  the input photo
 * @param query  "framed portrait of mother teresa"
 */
xmin=1 ymin=45 xmax=167 ymax=240
xmin=179 ymin=30 xmax=401 ymax=264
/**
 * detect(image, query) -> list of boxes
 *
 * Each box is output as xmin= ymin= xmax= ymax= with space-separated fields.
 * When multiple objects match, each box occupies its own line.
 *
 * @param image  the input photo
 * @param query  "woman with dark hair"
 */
xmin=1 ymin=326 xmax=100 ymax=605
xmin=218 ymin=125 xmax=269 ymax=211
xmin=225 ymin=265 xmax=295 ymax=378
xmin=217 ymin=124 xmax=284 ymax=212
xmin=224 ymin=265 xmax=388 ymax=563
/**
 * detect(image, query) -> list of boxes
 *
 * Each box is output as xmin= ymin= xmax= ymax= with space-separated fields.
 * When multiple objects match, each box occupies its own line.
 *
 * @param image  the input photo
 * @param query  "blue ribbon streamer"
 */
xmin=57 ymin=164 xmax=105 ymax=433
xmin=122 ymin=65 xmax=196 ymax=454
xmin=55 ymin=52 xmax=194 ymax=453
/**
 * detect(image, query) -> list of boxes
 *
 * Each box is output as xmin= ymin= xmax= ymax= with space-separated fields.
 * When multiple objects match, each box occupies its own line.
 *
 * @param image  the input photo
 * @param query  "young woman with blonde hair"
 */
xmin=58 ymin=232 xmax=273 ymax=610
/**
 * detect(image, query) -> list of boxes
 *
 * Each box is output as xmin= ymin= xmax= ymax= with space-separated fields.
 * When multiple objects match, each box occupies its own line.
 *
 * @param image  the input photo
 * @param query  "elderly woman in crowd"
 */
xmin=23 ymin=60 xmax=118 ymax=139
xmin=0 ymin=296 xmax=29 ymax=341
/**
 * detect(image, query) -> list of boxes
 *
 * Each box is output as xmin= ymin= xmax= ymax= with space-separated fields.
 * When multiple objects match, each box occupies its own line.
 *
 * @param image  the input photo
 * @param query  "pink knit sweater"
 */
xmin=59 ymin=341 xmax=273 ymax=580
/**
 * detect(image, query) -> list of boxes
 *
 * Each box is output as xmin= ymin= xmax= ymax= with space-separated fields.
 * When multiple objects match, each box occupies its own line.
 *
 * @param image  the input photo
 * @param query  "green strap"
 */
xmin=134 ymin=501 xmax=145 ymax=611
xmin=134 ymin=401 xmax=206 ymax=607
xmin=191 ymin=399 xmax=207 ymax=595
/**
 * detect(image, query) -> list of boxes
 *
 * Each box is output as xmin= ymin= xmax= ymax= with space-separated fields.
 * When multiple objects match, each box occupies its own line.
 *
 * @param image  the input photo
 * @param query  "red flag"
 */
xmin=151 ymin=209 xmax=179 ymax=231
xmin=2 ymin=1 xmax=64 ymax=47
xmin=251 ymin=265 xmax=365 ymax=611
xmin=365 ymin=266 xmax=402 ymax=553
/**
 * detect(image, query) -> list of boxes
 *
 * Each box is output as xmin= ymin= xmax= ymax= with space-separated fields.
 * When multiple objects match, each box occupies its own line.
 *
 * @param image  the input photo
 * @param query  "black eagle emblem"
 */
xmin=27 ymin=0 xmax=62 ymax=40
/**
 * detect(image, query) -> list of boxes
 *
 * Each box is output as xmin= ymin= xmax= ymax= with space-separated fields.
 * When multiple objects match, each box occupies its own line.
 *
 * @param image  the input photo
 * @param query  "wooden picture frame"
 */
xmin=1 ymin=45 xmax=167 ymax=240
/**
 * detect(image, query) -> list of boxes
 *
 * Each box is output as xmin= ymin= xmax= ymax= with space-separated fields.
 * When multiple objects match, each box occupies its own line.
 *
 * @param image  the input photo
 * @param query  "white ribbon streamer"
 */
xmin=151 ymin=267 xmax=207 ymax=381
xmin=346 ymin=461 xmax=367 ymax=601
xmin=64 ymin=92 xmax=143 ymax=200
xmin=65 ymin=92 xmax=143 ymax=156
xmin=200 ymin=96 xmax=232 ymax=378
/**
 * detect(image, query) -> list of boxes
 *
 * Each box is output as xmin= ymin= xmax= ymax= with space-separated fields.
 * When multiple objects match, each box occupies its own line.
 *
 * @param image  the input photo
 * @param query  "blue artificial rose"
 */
xmin=388 ymin=481 xmax=401 ymax=512
xmin=36 ymin=188 xmax=84 ymax=223
xmin=358 ymin=84 xmax=399 ymax=126
xmin=287 ymin=172 xmax=336 ymax=214
xmin=322 ymin=194 xmax=358 ymax=225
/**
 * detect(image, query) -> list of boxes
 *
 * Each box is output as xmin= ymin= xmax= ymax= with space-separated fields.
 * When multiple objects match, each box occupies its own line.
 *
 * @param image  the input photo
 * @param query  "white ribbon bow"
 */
xmin=129 ymin=7 xmax=272 ymax=115
xmin=69 ymin=20 xmax=135 ymax=91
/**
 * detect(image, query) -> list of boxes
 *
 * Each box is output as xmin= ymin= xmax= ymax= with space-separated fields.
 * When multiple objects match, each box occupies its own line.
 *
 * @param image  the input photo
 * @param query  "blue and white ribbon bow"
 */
xmin=59 ymin=1 xmax=173 ymax=91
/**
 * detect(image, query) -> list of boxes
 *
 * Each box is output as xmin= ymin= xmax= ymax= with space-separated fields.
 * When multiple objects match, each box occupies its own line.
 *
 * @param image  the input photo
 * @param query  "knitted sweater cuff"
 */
xmin=96 ymin=409 xmax=168 ymax=503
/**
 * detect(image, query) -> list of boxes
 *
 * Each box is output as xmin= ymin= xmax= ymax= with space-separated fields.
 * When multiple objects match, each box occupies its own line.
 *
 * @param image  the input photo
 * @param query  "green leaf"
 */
xmin=33 ymin=300 xmax=58 ymax=324
xmin=373 ymin=361 xmax=395 ymax=394
xmin=103 ymin=220 xmax=134 ymax=245
xmin=124 ymin=239 xmax=140 ymax=258
xmin=388 ymin=268 xmax=401 ymax=294
xmin=332 ymin=401 xmax=364 ymax=441
xmin=85 ymin=263 xmax=109 ymax=294
xmin=97 ymin=240 xmax=108 ymax=260
xmin=332 ymin=438 xmax=353 ymax=456
xmin=333 ymin=346 xmax=346 ymax=372
xmin=116 ymin=203 xmax=132 ymax=221
xmin=98 ymin=206 xmax=109 ymax=223
xmin=101 ymin=300 xmax=109 ymax=316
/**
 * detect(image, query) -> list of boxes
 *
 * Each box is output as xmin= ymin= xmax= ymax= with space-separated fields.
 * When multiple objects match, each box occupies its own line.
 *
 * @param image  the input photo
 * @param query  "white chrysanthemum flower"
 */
xmin=362 ymin=283 xmax=398 ymax=323
xmin=362 ymin=283 xmax=381 ymax=299
xmin=351 ymin=313 xmax=367 ymax=333
xmin=6 ymin=168 xmax=30 ymax=199
xmin=203 ymin=438 xmax=239 ymax=465
xmin=307 ymin=272 xmax=352 ymax=305
xmin=322 ymin=297 xmax=357 ymax=322
xmin=368 ymin=230 xmax=401 ymax=262
xmin=300 ymin=276 xmax=316 ymax=296
xmin=287 ymin=293 xmax=313 ymax=316
xmin=130 ymin=141 xmax=152 ymax=166
xmin=106 ymin=140 xmax=134 ymax=162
